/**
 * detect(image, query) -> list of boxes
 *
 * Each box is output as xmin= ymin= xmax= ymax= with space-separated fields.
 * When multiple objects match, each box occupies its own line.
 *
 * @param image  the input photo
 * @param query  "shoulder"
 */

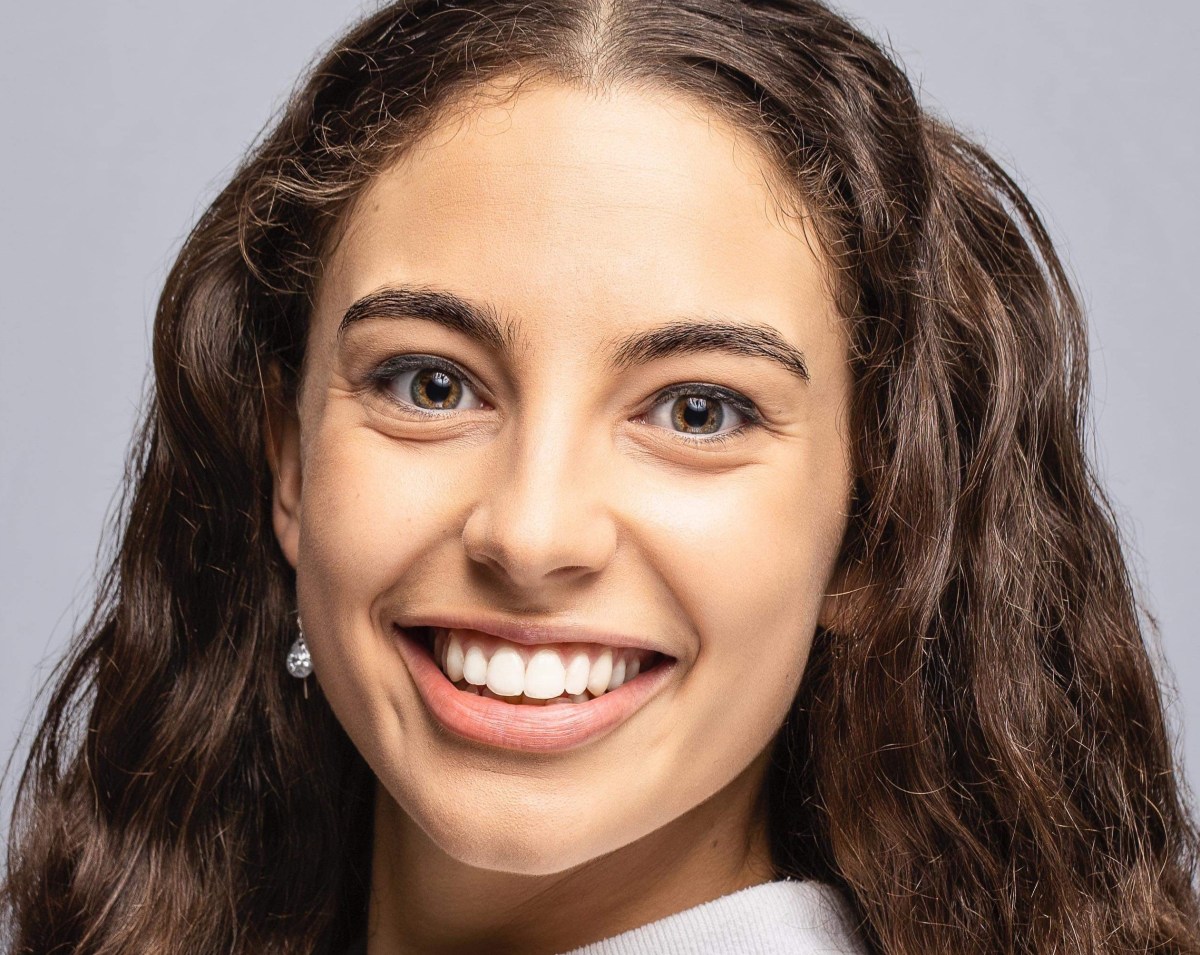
xmin=560 ymin=878 xmax=867 ymax=955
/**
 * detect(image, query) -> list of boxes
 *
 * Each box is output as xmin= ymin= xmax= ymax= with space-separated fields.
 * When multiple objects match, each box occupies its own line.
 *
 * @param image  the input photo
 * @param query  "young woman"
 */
xmin=4 ymin=1 xmax=1198 ymax=952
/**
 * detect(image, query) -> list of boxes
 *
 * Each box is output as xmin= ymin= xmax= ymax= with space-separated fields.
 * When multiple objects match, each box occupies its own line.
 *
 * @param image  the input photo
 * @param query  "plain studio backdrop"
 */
xmin=1 ymin=1 xmax=1197 ymax=846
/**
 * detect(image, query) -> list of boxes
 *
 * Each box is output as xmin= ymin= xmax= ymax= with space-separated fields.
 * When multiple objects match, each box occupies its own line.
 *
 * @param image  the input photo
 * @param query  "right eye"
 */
xmin=367 ymin=355 xmax=488 ymax=416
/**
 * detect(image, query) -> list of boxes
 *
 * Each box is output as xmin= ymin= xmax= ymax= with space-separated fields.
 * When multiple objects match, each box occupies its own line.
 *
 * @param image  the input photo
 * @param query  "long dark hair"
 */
xmin=5 ymin=1 xmax=1198 ymax=952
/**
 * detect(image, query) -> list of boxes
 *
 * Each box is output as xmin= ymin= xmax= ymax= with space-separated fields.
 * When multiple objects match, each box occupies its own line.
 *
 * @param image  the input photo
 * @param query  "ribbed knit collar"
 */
xmin=338 ymin=879 xmax=864 ymax=954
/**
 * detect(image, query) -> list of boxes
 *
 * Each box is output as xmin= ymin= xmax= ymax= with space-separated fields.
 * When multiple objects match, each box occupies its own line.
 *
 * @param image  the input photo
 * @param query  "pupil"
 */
xmin=676 ymin=395 xmax=721 ymax=433
xmin=415 ymin=369 xmax=456 ymax=407
xmin=683 ymin=397 xmax=708 ymax=427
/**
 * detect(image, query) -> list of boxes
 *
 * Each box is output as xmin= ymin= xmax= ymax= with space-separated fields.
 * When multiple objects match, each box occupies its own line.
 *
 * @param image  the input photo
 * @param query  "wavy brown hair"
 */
xmin=5 ymin=1 xmax=1198 ymax=952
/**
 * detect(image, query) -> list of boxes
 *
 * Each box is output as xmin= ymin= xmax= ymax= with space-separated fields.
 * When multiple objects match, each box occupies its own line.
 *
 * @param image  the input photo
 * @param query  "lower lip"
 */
xmin=394 ymin=625 xmax=678 ymax=753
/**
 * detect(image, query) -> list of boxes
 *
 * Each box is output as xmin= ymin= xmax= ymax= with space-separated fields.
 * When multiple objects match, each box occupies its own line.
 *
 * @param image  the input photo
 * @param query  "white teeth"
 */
xmin=587 ymin=649 xmax=613 ymax=697
xmin=463 ymin=644 xmax=488 ymax=686
xmin=523 ymin=648 xmax=567 ymax=699
xmin=445 ymin=636 xmax=465 ymax=683
xmin=564 ymin=650 xmax=591 ymax=695
xmin=485 ymin=646 xmax=526 ymax=697
xmin=606 ymin=655 xmax=626 ymax=692
xmin=432 ymin=629 xmax=659 ymax=701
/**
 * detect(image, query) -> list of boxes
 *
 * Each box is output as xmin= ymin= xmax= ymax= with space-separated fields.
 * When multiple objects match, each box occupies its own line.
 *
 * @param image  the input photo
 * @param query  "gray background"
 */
xmin=2 ymin=1 xmax=1197 ymax=839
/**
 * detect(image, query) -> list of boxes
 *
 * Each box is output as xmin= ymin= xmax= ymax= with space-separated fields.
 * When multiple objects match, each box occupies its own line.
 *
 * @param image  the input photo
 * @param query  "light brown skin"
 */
xmin=268 ymin=79 xmax=853 ymax=954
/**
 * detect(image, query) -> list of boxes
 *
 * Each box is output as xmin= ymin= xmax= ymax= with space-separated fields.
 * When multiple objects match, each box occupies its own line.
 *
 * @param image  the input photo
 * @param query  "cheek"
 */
xmin=298 ymin=423 xmax=473 ymax=599
xmin=292 ymin=421 xmax=477 ymax=714
xmin=616 ymin=449 xmax=846 ymax=777
xmin=625 ymin=451 xmax=844 ymax=650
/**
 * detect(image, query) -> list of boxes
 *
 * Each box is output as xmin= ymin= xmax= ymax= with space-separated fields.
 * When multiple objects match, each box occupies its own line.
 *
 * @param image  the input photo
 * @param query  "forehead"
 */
xmin=315 ymin=79 xmax=839 ymax=351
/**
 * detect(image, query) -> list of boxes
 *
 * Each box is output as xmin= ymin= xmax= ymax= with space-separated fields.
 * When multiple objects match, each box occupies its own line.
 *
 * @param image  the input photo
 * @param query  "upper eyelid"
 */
xmin=368 ymin=353 xmax=473 ymax=379
xmin=366 ymin=353 xmax=486 ymax=395
xmin=650 ymin=382 xmax=761 ymax=421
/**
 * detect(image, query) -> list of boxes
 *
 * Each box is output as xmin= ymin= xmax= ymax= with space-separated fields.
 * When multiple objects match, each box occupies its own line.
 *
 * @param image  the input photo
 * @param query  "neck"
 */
xmin=364 ymin=747 xmax=775 ymax=955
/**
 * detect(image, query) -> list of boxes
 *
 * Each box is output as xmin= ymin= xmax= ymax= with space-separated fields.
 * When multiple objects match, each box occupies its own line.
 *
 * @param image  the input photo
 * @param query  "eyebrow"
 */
xmin=338 ymin=284 xmax=810 ymax=382
xmin=339 ymin=285 xmax=516 ymax=352
xmin=608 ymin=318 xmax=809 ymax=382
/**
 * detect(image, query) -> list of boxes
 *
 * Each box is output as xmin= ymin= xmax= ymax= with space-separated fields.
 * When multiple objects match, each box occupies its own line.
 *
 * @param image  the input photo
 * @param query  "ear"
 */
xmin=818 ymin=476 xmax=859 ymax=634
xmin=816 ymin=589 xmax=841 ymax=634
xmin=817 ymin=556 xmax=854 ymax=634
xmin=263 ymin=361 xmax=302 ymax=570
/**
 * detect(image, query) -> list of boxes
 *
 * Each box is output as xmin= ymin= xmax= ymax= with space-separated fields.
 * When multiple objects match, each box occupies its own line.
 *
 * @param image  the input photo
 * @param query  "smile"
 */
xmin=421 ymin=626 xmax=663 ymax=704
xmin=394 ymin=624 xmax=678 ymax=752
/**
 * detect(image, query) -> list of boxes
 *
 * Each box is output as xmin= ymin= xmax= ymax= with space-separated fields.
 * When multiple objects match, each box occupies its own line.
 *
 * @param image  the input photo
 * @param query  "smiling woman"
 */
xmin=270 ymin=81 xmax=855 ymax=947
xmin=4 ymin=2 xmax=1199 ymax=954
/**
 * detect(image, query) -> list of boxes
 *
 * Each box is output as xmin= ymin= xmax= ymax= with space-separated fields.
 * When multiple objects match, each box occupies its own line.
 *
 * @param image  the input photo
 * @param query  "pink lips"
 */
xmin=394 ymin=625 xmax=677 ymax=753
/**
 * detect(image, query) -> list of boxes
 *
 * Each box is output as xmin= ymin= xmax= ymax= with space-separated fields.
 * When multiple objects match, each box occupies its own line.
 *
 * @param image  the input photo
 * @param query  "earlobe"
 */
xmin=263 ymin=363 xmax=302 ymax=570
xmin=817 ymin=589 xmax=841 ymax=633
xmin=817 ymin=559 xmax=853 ymax=633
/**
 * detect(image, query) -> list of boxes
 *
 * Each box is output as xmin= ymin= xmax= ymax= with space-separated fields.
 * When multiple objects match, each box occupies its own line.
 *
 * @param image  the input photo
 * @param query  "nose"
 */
xmin=461 ymin=412 xmax=618 ymax=591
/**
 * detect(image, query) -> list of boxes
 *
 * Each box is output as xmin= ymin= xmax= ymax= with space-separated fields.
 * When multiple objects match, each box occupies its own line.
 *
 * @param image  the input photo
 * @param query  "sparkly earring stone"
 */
xmin=287 ymin=634 xmax=313 ymax=679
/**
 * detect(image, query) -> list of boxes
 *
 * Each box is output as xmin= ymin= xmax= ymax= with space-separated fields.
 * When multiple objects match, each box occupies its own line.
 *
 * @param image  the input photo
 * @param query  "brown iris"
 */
xmin=410 ymin=368 xmax=462 ymax=409
xmin=671 ymin=395 xmax=722 ymax=434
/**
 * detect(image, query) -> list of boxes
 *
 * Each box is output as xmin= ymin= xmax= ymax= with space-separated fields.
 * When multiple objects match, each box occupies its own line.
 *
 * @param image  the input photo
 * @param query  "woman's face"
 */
xmin=271 ymin=78 xmax=852 ymax=879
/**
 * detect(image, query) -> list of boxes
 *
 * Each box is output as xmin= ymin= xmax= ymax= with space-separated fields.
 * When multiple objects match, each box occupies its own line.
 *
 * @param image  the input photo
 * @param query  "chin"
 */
xmin=428 ymin=818 xmax=602 ymax=876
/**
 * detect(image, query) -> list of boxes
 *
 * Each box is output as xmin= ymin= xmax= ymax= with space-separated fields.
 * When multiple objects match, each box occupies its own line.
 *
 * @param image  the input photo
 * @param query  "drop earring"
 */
xmin=287 ymin=613 xmax=313 ymax=697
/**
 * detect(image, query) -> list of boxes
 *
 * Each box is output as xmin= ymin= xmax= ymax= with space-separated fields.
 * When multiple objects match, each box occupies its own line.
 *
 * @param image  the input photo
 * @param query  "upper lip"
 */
xmin=393 ymin=611 xmax=674 ymax=657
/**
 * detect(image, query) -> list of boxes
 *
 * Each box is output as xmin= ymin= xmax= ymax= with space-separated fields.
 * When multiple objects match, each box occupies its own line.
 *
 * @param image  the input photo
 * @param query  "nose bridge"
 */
xmin=462 ymin=392 xmax=617 ymax=587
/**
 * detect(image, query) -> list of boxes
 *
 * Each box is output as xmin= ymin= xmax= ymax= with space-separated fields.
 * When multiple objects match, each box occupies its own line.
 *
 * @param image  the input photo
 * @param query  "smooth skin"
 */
xmin=268 ymin=76 xmax=853 ymax=954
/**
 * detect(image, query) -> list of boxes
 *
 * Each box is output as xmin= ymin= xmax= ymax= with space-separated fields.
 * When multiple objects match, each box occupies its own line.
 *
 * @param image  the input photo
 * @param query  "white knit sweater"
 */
xmin=338 ymin=879 xmax=866 ymax=954
xmin=558 ymin=879 xmax=866 ymax=955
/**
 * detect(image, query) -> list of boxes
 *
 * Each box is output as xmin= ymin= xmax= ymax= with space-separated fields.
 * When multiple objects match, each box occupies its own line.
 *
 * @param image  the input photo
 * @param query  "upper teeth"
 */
xmin=431 ymin=628 xmax=653 ymax=700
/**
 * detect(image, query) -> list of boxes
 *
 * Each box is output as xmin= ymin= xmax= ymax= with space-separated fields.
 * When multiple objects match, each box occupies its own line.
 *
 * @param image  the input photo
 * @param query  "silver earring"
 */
xmin=287 ymin=613 xmax=313 ymax=679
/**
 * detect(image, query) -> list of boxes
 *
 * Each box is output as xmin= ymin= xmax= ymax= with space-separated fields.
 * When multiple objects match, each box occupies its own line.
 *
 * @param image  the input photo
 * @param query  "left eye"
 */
xmin=376 ymin=360 xmax=487 ymax=413
xmin=643 ymin=391 xmax=748 ymax=437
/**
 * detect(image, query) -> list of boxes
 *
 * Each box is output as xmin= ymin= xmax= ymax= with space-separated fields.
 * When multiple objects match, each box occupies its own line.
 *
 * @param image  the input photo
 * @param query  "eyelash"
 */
xmin=363 ymin=354 xmax=764 ymax=447
xmin=364 ymin=355 xmax=473 ymax=415
xmin=646 ymin=382 xmax=762 ymax=447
